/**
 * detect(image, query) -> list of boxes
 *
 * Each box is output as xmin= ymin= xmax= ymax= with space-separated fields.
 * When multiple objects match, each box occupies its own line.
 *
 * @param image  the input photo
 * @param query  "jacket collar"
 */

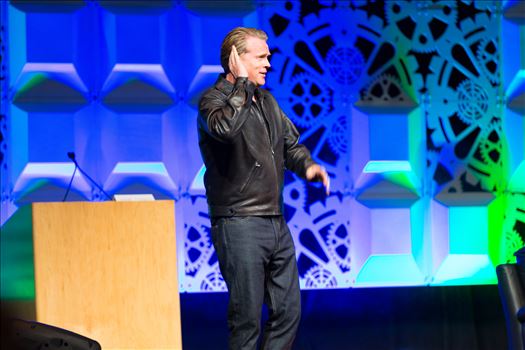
xmin=215 ymin=74 xmax=265 ymax=103
xmin=215 ymin=74 xmax=234 ymax=95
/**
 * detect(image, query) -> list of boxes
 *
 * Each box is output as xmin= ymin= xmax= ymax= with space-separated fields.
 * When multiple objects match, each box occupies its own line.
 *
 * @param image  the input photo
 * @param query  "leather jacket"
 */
xmin=198 ymin=75 xmax=315 ymax=217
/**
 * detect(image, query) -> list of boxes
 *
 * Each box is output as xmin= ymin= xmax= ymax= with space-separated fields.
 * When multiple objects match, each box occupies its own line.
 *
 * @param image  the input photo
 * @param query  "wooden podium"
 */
xmin=31 ymin=201 xmax=182 ymax=350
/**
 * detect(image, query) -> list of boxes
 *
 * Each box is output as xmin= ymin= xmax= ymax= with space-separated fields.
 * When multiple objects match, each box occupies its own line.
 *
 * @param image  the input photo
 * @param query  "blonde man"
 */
xmin=198 ymin=27 xmax=329 ymax=350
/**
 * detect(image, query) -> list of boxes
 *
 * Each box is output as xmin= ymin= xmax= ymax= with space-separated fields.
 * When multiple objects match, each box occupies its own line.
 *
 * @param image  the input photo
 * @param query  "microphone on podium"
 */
xmin=63 ymin=152 xmax=113 ymax=201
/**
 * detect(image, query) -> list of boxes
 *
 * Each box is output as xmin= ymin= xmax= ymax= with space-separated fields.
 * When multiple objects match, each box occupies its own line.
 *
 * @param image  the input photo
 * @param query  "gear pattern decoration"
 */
xmin=325 ymin=216 xmax=352 ymax=270
xmin=288 ymin=195 xmax=353 ymax=288
xmin=200 ymin=265 xmax=227 ymax=292
xmin=304 ymin=266 xmax=338 ymax=289
xmin=285 ymin=72 xmax=333 ymax=129
xmin=427 ymin=35 xmax=505 ymax=193
xmin=183 ymin=192 xmax=353 ymax=291
xmin=385 ymin=0 xmax=457 ymax=53
xmin=383 ymin=0 xmax=458 ymax=94
xmin=328 ymin=115 xmax=349 ymax=156
xmin=504 ymin=230 xmax=524 ymax=263
xmin=326 ymin=46 xmax=365 ymax=85
xmin=359 ymin=73 xmax=412 ymax=106
xmin=421 ymin=1 xmax=504 ymax=194
xmin=181 ymin=0 xmax=513 ymax=290
xmin=262 ymin=1 xmax=392 ymax=195
xmin=283 ymin=174 xmax=308 ymax=217
xmin=501 ymin=193 xmax=525 ymax=264
xmin=180 ymin=195 xmax=226 ymax=292
xmin=476 ymin=37 xmax=500 ymax=86
xmin=183 ymin=196 xmax=214 ymax=276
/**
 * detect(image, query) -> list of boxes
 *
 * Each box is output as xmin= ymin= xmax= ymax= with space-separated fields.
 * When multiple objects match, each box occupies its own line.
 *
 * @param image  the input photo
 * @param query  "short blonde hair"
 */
xmin=220 ymin=27 xmax=268 ymax=73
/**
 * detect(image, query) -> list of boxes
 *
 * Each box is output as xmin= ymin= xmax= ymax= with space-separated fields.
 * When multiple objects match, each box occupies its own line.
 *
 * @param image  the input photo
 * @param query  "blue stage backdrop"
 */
xmin=0 ymin=0 xmax=523 ymax=297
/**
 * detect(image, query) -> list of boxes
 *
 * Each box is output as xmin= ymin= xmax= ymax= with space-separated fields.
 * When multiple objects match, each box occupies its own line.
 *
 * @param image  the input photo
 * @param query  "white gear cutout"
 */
xmin=326 ymin=46 xmax=365 ymax=85
xmin=283 ymin=178 xmax=307 ymax=209
xmin=183 ymin=196 xmax=214 ymax=274
xmin=326 ymin=217 xmax=352 ymax=270
xmin=304 ymin=266 xmax=337 ymax=289
xmin=327 ymin=115 xmax=349 ymax=156
xmin=200 ymin=265 xmax=227 ymax=292
xmin=476 ymin=37 xmax=500 ymax=85
xmin=284 ymin=72 xmax=332 ymax=129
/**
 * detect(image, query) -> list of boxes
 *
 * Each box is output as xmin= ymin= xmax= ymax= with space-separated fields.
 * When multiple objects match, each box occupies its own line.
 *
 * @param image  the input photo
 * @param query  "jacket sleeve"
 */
xmin=282 ymin=111 xmax=316 ymax=179
xmin=198 ymin=77 xmax=256 ymax=143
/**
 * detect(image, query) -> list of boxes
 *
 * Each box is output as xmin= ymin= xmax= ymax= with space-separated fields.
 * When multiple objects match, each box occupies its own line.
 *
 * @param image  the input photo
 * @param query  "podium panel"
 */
xmin=31 ymin=201 xmax=182 ymax=350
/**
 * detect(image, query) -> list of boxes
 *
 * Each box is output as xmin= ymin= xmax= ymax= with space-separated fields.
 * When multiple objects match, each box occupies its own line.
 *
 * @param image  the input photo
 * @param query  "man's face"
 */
xmin=239 ymin=36 xmax=271 ymax=87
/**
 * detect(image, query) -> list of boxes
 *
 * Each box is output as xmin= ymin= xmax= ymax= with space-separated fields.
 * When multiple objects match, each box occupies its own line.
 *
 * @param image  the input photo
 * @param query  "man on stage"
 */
xmin=197 ymin=27 xmax=330 ymax=350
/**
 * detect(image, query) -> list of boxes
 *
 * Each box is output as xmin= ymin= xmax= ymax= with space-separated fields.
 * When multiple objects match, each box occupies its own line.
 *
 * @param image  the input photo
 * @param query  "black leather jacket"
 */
xmin=198 ymin=75 xmax=315 ymax=217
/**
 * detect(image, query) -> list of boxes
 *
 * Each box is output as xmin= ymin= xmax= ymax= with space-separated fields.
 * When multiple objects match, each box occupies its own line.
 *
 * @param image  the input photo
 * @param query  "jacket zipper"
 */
xmin=256 ymin=101 xmax=273 ymax=151
xmin=255 ymin=100 xmax=280 ymax=202
xmin=240 ymin=161 xmax=261 ymax=193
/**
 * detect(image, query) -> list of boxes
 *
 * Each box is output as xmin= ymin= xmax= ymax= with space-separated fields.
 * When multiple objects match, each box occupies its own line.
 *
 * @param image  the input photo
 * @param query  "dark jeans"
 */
xmin=211 ymin=215 xmax=301 ymax=350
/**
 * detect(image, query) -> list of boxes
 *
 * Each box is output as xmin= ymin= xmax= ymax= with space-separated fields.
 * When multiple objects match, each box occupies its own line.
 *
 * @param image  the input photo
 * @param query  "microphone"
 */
xmin=62 ymin=155 xmax=78 ymax=202
xmin=63 ymin=152 xmax=113 ymax=201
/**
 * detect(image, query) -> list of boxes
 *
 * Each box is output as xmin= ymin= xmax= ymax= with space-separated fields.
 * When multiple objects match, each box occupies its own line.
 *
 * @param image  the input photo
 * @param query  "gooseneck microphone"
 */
xmin=63 ymin=152 xmax=113 ymax=201
xmin=62 ymin=155 xmax=78 ymax=202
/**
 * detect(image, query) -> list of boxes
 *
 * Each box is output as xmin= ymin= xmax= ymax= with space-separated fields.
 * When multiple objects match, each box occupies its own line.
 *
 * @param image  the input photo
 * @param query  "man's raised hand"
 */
xmin=228 ymin=45 xmax=248 ymax=80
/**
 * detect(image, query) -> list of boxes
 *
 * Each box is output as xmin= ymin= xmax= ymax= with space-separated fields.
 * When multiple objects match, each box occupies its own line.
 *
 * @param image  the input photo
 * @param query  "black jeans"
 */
xmin=211 ymin=215 xmax=301 ymax=350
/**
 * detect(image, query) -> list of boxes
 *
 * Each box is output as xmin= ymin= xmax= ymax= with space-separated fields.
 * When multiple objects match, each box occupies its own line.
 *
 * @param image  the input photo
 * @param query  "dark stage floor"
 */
xmin=180 ymin=285 xmax=506 ymax=350
xmin=2 ymin=285 xmax=507 ymax=350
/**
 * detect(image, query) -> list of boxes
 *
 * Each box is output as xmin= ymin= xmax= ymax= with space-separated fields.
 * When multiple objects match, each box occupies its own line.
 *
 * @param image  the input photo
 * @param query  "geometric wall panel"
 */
xmin=505 ymin=70 xmax=525 ymax=192
xmin=186 ymin=65 xmax=224 ymax=107
xmin=503 ymin=0 xmax=525 ymax=25
xmin=10 ymin=108 xmax=91 ymax=203
xmin=12 ymin=63 xmax=88 ymax=112
xmin=352 ymin=200 xmax=426 ymax=287
xmin=506 ymin=70 xmax=525 ymax=115
xmin=103 ymin=162 xmax=177 ymax=200
xmin=352 ymin=107 xmax=423 ymax=206
xmin=101 ymin=64 xmax=175 ymax=114
xmin=430 ymin=199 xmax=497 ymax=286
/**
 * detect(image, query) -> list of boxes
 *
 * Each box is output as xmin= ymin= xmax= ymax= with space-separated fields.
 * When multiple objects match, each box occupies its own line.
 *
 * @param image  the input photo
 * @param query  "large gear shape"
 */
xmin=183 ymin=196 xmax=214 ymax=275
xmin=275 ymin=0 xmax=301 ymax=23
xmin=479 ymin=123 xmax=503 ymax=166
xmin=476 ymin=37 xmax=500 ymax=85
xmin=185 ymin=225 xmax=211 ymax=274
xmin=326 ymin=46 xmax=365 ymax=85
xmin=200 ymin=266 xmax=227 ymax=292
xmin=467 ymin=118 xmax=505 ymax=191
xmin=262 ymin=0 xmax=301 ymax=42
xmin=283 ymin=178 xmax=307 ymax=210
xmin=284 ymin=72 xmax=332 ymax=129
xmin=327 ymin=115 xmax=349 ymax=156
xmin=325 ymin=217 xmax=352 ymax=270
xmin=304 ymin=266 xmax=338 ymax=289
xmin=456 ymin=79 xmax=489 ymax=125
xmin=385 ymin=0 xmax=456 ymax=52
xmin=427 ymin=58 xmax=502 ymax=177
xmin=428 ymin=27 xmax=501 ymax=134
xmin=504 ymin=229 xmax=524 ymax=263
xmin=361 ymin=73 xmax=405 ymax=103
